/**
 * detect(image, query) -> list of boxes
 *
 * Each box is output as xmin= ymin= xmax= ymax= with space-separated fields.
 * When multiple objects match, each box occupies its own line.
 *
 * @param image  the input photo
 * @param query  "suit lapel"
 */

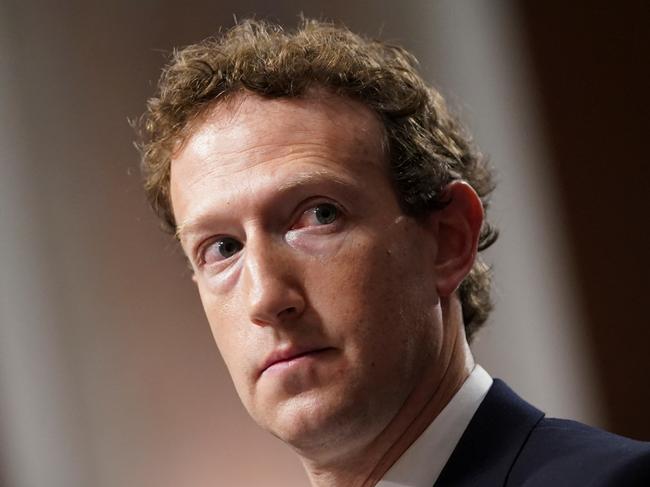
xmin=434 ymin=379 xmax=545 ymax=487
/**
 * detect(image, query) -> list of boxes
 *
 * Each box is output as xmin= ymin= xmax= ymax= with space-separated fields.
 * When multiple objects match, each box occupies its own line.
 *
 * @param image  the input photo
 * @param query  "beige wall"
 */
xmin=0 ymin=1 xmax=606 ymax=486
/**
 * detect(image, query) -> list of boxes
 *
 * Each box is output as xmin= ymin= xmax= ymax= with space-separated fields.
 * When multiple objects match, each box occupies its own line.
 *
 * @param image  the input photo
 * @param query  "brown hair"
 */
xmin=136 ymin=18 xmax=498 ymax=341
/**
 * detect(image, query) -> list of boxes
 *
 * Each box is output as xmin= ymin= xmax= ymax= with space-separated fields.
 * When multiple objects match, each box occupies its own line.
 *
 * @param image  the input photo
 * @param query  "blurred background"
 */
xmin=1 ymin=1 xmax=648 ymax=486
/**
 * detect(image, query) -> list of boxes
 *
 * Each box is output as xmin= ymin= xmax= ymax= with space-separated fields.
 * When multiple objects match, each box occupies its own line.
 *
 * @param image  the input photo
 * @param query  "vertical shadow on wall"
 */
xmin=517 ymin=1 xmax=650 ymax=439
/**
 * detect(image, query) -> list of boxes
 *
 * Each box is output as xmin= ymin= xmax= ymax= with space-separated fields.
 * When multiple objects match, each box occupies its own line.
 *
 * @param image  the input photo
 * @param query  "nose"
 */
xmin=242 ymin=237 xmax=306 ymax=327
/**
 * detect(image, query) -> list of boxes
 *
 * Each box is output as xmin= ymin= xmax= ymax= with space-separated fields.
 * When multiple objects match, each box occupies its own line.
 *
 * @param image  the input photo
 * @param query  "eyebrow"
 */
xmin=175 ymin=170 xmax=358 ymax=241
xmin=276 ymin=170 xmax=357 ymax=192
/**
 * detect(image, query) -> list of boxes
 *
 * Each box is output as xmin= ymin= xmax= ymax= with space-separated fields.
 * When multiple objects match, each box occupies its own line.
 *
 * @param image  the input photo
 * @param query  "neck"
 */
xmin=300 ymin=298 xmax=474 ymax=487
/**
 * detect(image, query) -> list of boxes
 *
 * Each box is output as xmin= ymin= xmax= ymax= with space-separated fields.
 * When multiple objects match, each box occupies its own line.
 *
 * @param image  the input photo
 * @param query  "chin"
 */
xmin=256 ymin=386 xmax=395 ymax=459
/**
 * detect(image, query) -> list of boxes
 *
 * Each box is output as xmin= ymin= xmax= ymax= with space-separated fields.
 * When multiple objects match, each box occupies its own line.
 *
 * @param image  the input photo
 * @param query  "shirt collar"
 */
xmin=376 ymin=364 xmax=493 ymax=487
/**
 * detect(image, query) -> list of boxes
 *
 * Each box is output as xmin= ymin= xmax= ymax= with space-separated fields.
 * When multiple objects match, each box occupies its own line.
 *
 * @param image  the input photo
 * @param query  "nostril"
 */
xmin=280 ymin=306 xmax=297 ymax=317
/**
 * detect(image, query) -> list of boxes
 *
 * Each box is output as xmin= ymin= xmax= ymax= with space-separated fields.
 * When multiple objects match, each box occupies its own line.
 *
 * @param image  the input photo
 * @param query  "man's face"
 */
xmin=171 ymin=91 xmax=445 ymax=454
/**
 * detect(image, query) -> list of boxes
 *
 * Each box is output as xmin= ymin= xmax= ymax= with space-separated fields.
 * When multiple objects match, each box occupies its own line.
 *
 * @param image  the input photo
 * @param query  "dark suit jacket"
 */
xmin=435 ymin=379 xmax=650 ymax=486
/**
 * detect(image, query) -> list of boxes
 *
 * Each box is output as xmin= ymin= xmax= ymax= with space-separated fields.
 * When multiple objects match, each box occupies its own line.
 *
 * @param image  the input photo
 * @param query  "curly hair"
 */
xmin=136 ymin=18 xmax=498 ymax=341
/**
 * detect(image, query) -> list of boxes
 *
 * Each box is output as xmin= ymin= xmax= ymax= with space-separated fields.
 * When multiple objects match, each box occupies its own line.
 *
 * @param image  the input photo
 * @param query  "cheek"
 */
xmin=305 ymin=232 xmax=429 ymax=332
xmin=305 ymin=225 xmax=439 ymax=355
xmin=199 ymin=289 xmax=255 ymax=394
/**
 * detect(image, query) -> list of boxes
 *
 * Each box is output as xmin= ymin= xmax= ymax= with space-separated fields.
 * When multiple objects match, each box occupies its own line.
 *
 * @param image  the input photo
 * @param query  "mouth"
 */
xmin=259 ymin=347 xmax=334 ymax=377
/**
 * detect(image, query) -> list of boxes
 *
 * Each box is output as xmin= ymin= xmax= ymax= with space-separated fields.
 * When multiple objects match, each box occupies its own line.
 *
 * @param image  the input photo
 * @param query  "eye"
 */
xmin=202 ymin=236 xmax=243 ymax=265
xmin=313 ymin=203 xmax=338 ymax=225
xmin=294 ymin=202 xmax=340 ymax=229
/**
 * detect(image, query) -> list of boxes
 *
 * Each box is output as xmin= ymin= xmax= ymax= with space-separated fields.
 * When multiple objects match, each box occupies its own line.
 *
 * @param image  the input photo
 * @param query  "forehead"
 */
xmin=176 ymin=89 xmax=387 ymax=173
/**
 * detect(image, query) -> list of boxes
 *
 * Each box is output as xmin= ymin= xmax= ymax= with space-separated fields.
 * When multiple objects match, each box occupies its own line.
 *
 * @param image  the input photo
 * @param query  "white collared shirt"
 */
xmin=376 ymin=365 xmax=493 ymax=487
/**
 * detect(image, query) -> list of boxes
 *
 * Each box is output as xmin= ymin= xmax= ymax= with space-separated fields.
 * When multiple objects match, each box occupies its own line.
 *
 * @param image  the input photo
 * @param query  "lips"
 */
xmin=259 ymin=346 xmax=332 ymax=377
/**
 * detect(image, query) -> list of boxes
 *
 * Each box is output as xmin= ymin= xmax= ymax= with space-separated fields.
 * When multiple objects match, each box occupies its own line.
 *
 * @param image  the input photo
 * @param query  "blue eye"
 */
xmin=204 ymin=236 xmax=243 ymax=264
xmin=292 ymin=202 xmax=342 ymax=230
xmin=313 ymin=203 xmax=338 ymax=225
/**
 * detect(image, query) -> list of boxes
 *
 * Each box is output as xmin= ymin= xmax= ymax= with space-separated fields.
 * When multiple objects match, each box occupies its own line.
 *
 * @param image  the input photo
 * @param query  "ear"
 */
xmin=428 ymin=181 xmax=484 ymax=298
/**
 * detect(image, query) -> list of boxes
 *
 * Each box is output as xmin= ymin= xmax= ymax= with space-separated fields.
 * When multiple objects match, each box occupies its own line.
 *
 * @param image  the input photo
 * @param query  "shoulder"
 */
xmin=436 ymin=378 xmax=650 ymax=487
xmin=510 ymin=411 xmax=650 ymax=486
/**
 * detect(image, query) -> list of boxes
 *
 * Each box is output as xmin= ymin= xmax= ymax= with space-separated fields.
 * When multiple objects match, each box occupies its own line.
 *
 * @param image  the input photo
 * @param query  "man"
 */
xmin=137 ymin=19 xmax=650 ymax=486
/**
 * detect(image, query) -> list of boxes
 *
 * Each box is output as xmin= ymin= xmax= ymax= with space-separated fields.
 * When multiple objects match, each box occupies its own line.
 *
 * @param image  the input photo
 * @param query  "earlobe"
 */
xmin=430 ymin=181 xmax=484 ymax=297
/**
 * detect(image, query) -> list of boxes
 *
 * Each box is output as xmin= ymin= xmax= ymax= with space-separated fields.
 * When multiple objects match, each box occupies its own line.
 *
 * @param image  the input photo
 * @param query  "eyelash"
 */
xmin=291 ymin=200 xmax=342 ymax=229
xmin=196 ymin=236 xmax=234 ymax=267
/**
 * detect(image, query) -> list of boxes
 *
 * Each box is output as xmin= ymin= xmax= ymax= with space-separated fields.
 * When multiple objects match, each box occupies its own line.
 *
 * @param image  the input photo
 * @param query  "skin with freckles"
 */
xmin=170 ymin=90 xmax=483 ymax=486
